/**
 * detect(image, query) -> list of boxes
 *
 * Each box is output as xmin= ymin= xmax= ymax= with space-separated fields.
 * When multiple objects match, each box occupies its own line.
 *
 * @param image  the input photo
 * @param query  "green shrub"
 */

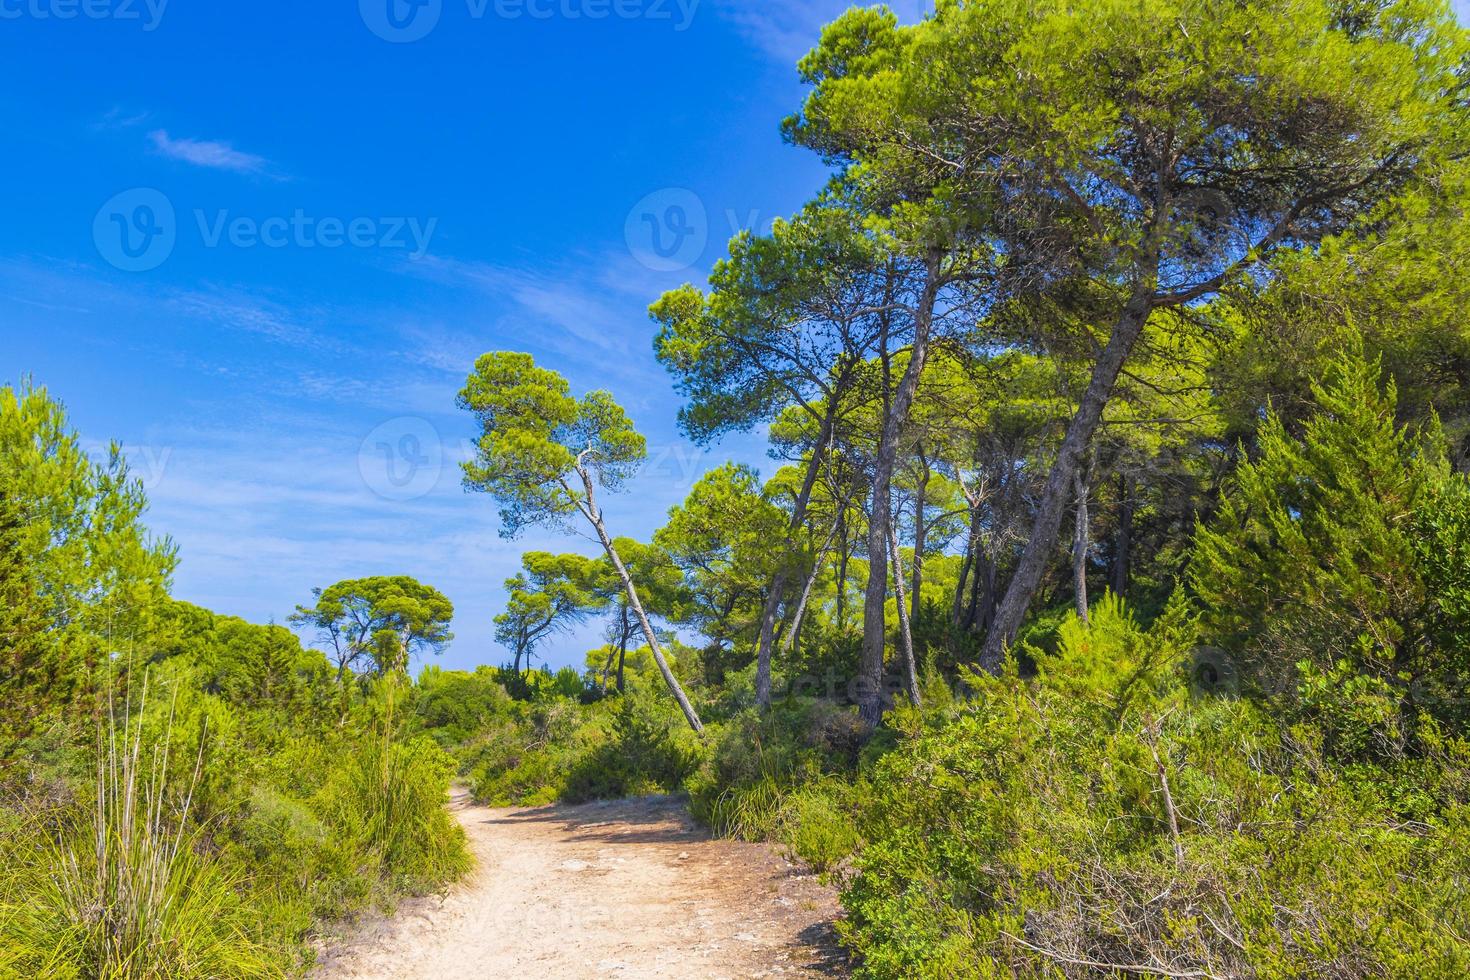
xmin=1194 ymin=350 xmax=1470 ymax=752
xmin=1 ymin=698 xmax=280 ymax=980
xmin=838 ymin=597 xmax=1470 ymax=979
xmin=562 ymin=694 xmax=700 ymax=803
xmin=777 ymin=779 xmax=861 ymax=874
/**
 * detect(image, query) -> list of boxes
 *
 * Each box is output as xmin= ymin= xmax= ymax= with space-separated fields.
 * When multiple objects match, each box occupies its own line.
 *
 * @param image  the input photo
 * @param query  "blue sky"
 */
xmin=3 ymin=0 xmax=1467 ymax=673
xmin=0 ymin=0 xmax=932 ymax=672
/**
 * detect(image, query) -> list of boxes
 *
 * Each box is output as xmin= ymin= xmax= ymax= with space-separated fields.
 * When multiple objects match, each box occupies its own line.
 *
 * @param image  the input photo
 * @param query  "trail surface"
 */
xmin=313 ymin=792 xmax=848 ymax=980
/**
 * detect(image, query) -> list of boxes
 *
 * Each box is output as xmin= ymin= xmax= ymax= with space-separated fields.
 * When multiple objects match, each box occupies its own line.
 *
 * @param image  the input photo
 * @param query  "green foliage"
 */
xmin=493 ymin=552 xmax=608 ymax=674
xmin=458 ymin=351 xmax=646 ymax=536
xmin=561 ymin=694 xmax=700 ymax=803
xmin=0 ymin=382 xmax=175 ymax=760
xmin=1193 ymin=349 xmax=1470 ymax=750
xmin=839 ymin=598 xmax=1470 ymax=978
xmin=290 ymin=576 xmax=454 ymax=679
xmin=775 ymin=778 xmax=862 ymax=875
xmin=2 ymin=689 xmax=278 ymax=980
xmin=0 ymin=389 xmax=471 ymax=977
xmin=685 ymin=700 xmax=864 ymax=839
xmin=654 ymin=462 xmax=787 ymax=649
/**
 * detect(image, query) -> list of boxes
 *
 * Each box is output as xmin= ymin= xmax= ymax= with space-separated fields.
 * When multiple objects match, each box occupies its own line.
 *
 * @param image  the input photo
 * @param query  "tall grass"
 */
xmin=4 ymin=676 xmax=277 ymax=979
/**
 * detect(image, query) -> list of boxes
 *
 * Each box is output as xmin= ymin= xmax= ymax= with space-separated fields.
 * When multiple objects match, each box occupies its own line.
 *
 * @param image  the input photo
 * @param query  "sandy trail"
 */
xmin=313 ymin=791 xmax=848 ymax=980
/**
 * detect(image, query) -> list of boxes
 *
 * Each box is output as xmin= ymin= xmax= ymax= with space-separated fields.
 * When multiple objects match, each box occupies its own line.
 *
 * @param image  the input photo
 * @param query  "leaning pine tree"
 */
xmin=457 ymin=351 xmax=704 ymax=734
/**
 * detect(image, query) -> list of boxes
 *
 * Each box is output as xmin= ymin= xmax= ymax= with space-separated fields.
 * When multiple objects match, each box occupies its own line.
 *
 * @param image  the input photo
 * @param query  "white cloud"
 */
xmin=710 ymin=0 xmax=932 ymax=63
xmin=148 ymin=129 xmax=275 ymax=177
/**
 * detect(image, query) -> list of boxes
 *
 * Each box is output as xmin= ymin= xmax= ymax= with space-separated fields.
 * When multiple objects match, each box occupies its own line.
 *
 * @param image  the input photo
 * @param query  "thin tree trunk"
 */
xmin=784 ymin=515 xmax=844 ymax=655
xmin=571 ymin=465 xmax=703 ymax=734
xmin=952 ymin=540 xmax=972 ymax=629
xmin=888 ymin=523 xmax=921 ymax=704
xmin=616 ymin=605 xmax=630 ymax=694
xmin=835 ymin=511 xmax=850 ymax=631
xmin=1073 ymin=466 xmax=1091 ymax=624
xmin=860 ymin=252 xmax=942 ymax=727
xmin=754 ymin=402 xmax=839 ymax=710
xmin=1111 ymin=471 xmax=1134 ymax=598
xmin=980 ymin=288 xmax=1153 ymax=671
xmin=909 ymin=454 xmax=929 ymax=628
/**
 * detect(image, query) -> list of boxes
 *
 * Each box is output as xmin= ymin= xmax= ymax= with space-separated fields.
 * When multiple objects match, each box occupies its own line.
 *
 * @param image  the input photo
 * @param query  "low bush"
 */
xmin=838 ymin=597 xmax=1470 ymax=979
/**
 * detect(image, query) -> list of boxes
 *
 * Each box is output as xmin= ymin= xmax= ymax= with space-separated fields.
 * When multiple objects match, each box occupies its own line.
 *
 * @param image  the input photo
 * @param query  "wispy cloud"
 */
xmin=94 ymin=106 xmax=152 ymax=131
xmin=162 ymin=285 xmax=329 ymax=349
xmin=148 ymin=129 xmax=276 ymax=177
xmin=409 ymin=255 xmax=636 ymax=356
xmin=710 ymin=0 xmax=932 ymax=63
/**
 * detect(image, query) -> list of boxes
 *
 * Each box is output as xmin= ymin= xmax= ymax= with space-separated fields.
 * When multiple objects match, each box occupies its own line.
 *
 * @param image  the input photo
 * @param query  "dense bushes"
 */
xmin=450 ymin=684 xmax=701 ymax=807
xmin=840 ymin=599 xmax=1470 ymax=978
xmin=0 ymin=384 xmax=470 ymax=978
xmin=0 ymin=671 xmax=471 ymax=979
xmin=1194 ymin=354 xmax=1470 ymax=750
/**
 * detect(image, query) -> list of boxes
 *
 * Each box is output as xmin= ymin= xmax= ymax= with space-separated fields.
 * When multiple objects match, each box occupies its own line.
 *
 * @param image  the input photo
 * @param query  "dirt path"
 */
xmin=313 ymin=791 xmax=849 ymax=980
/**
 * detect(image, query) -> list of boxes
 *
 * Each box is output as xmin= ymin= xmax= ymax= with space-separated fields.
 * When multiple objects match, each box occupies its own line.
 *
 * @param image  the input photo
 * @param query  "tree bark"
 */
xmin=979 ymin=289 xmax=1153 ymax=671
xmin=755 ymin=401 xmax=838 ymax=710
xmin=860 ymin=251 xmax=942 ymax=727
xmin=835 ymin=510 xmax=850 ymax=632
xmin=909 ymin=453 xmax=930 ymax=628
xmin=616 ymin=605 xmax=630 ymax=694
xmin=888 ymin=523 xmax=921 ymax=704
xmin=1111 ymin=472 xmax=1134 ymax=598
xmin=571 ymin=464 xmax=704 ymax=734
xmin=784 ymin=514 xmax=843 ymax=656
xmin=952 ymin=540 xmax=972 ymax=629
xmin=1072 ymin=467 xmax=1091 ymax=624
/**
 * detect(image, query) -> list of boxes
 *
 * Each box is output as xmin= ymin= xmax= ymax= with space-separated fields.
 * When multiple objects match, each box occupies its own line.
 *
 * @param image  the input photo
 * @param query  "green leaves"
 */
xmin=1192 ymin=347 xmax=1470 ymax=750
xmin=290 ymin=576 xmax=453 ymax=678
xmin=458 ymin=351 xmax=647 ymax=535
xmin=493 ymin=552 xmax=609 ymax=671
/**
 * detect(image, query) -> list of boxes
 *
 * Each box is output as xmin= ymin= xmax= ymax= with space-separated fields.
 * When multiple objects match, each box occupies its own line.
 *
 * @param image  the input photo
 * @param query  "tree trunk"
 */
xmin=979 ymin=289 xmax=1153 ymax=671
xmin=1073 ymin=467 xmax=1091 ymax=624
xmin=835 ymin=511 xmax=850 ymax=632
xmin=909 ymin=453 xmax=929 ymax=629
xmin=1111 ymin=472 xmax=1134 ymax=598
xmin=784 ymin=515 xmax=843 ymax=655
xmin=616 ymin=605 xmax=630 ymax=694
xmin=888 ymin=523 xmax=921 ymax=704
xmin=755 ymin=402 xmax=838 ymax=710
xmin=573 ymin=466 xmax=704 ymax=734
xmin=952 ymin=539 xmax=972 ymax=629
xmin=860 ymin=251 xmax=942 ymax=727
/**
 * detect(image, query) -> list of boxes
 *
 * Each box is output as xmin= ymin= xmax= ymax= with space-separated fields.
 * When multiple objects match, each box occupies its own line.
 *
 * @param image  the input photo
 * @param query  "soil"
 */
xmin=312 ymin=790 xmax=850 ymax=980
